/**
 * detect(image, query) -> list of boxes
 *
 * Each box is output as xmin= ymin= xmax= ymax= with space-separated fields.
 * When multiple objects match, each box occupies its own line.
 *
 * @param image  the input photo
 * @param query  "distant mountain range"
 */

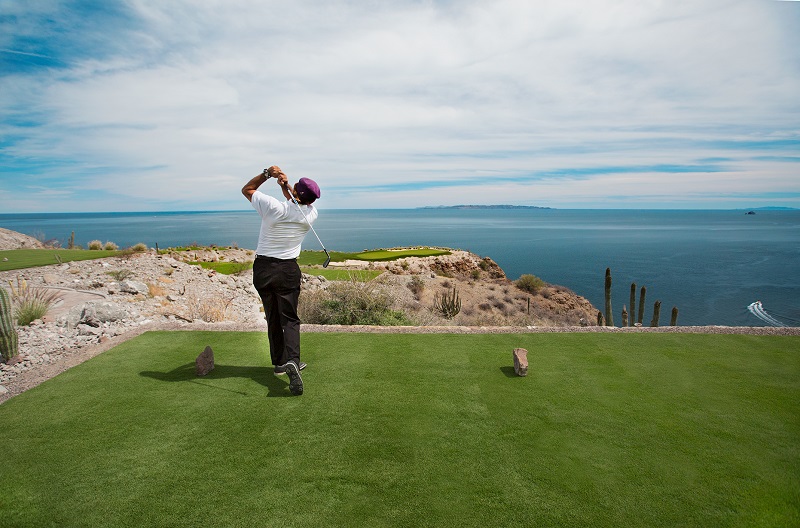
xmin=419 ymin=205 xmax=553 ymax=210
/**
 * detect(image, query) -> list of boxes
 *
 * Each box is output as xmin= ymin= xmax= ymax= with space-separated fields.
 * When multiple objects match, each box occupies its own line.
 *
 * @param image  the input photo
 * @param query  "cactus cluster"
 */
xmin=434 ymin=287 xmax=461 ymax=319
xmin=0 ymin=287 xmax=19 ymax=362
xmin=602 ymin=270 xmax=679 ymax=327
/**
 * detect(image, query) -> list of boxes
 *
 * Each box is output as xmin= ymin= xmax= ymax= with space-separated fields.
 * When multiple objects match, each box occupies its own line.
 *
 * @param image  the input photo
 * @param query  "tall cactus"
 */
xmin=621 ymin=305 xmax=628 ymax=327
xmin=670 ymin=306 xmax=679 ymax=326
xmin=650 ymin=300 xmax=662 ymax=327
xmin=604 ymin=268 xmax=614 ymax=327
xmin=629 ymin=283 xmax=636 ymax=327
xmin=0 ymin=287 xmax=19 ymax=362
xmin=637 ymin=286 xmax=646 ymax=325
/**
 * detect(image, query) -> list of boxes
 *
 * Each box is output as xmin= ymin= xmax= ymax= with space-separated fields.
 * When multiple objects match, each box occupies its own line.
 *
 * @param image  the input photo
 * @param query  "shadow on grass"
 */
xmin=140 ymin=363 xmax=292 ymax=397
xmin=500 ymin=366 xmax=519 ymax=378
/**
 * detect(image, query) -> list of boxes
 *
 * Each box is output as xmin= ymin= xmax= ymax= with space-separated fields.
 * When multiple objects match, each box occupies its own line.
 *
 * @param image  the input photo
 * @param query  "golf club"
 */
xmin=264 ymin=169 xmax=331 ymax=267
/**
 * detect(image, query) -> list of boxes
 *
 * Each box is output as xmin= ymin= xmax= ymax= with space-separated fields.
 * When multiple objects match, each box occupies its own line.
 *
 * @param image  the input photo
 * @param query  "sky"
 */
xmin=1 ymin=0 xmax=799 ymax=212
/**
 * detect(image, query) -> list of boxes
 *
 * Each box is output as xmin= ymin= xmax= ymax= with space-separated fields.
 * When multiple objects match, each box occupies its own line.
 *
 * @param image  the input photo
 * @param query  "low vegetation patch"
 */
xmin=300 ymin=268 xmax=382 ymax=282
xmin=299 ymin=279 xmax=411 ymax=325
xmin=0 ymin=249 xmax=120 ymax=272
xmin=516 ymin=273 xmax=546 ymax=294
xmin=6 ymin=277 xmax=63 ymax=326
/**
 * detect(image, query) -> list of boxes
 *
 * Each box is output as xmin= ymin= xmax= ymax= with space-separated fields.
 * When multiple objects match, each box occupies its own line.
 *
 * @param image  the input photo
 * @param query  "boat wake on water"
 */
xmin=747 ymin=301 xmax=795 ymax=327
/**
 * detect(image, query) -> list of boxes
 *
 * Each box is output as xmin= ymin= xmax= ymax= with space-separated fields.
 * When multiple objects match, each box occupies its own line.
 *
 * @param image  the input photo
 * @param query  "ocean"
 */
xmin=1 ymin=209 xmax=798 ymax=328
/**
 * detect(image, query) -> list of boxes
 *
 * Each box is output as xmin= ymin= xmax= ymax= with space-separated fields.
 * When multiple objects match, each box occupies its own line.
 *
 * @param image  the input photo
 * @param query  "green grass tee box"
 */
xmin=0 ymin=332 xmax=798 ymax=527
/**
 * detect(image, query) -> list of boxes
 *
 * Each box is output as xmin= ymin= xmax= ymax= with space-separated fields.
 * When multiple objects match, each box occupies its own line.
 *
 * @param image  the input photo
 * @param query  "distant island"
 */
xmin=420 ymin=205 xmax=553 ymax=210
xmin=743 ymin=206 xmax=797 ymax=211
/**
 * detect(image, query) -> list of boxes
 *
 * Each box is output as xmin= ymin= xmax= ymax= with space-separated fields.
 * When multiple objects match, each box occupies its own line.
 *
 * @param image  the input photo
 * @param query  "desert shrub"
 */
xmin=479 ymin=259 xmax=490 ymax=271
xmin=104 ymin=241 xmax=119 ymax=250
xmin=471 ymin=269 xmax=481 ymax=280
xmin=106 ymin=269 xmax=133 ymax=281
xmin=185 ymin=294 xmax=233 ymax=322
xmin=88 ymin=240 xmax=103 ymax=250
xmin=516 ymin=274 xmax=546 ymax=294
xmin=8 ymin=278 xmax=64 ymax=326
xmin=132 ymin=243 xmax=148 ymax=252
xmin=299 ymin=280 xmax=410 ymax=325
xmin=407 ymin=275 xmax=425 ymax=300
xmin=478 ymin=302 xmax=492 ymax=311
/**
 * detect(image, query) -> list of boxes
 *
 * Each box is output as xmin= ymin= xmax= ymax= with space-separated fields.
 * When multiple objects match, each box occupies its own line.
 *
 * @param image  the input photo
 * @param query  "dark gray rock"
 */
xmin=196 ymin=346 xmax=214 ymax=376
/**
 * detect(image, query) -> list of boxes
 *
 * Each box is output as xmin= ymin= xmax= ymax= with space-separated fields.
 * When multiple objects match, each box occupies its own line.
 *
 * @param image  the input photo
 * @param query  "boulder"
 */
xmin=196 ymin=346 xmax=214 ymax=376
xmin=64 ymin=302 xmax=131 ymax=328
xmin=513 ymin=348 xmax=528 ymax=377
xmin=119 ymin=280 xmax=149 ymax=295
xmin=77 ymin=324 xmax=102 ymax=336
xmin=78 ymin=305 xmax=102 ymax=327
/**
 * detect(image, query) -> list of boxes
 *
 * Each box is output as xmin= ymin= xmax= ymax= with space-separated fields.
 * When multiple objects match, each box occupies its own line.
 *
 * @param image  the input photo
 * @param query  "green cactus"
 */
xmin=650 ymin=300 xmax=662 ymax=327
xmin=0 ymin=287 xmax=19 ymax=362
xmin=434 ymin=287 xmax=461 ymax=319
xmin=621 ymin=305 xmax=628 ymax=327
xmin=604 ymin=268 xmax=614 ymax=327
xmin=637 ymin=286 xmax=646 ymax=325
xmin=629 ymin=283 xmax=636 ymax=327
xmin=670 ymin=306 xmax=679 ymax=326
xmin=597 ymin=311 xmax=604 ymax=326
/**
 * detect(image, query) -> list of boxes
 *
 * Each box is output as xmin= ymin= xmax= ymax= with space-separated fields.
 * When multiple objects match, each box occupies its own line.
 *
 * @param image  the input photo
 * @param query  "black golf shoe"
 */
xmin=281 ymin=361 xmax=304 ymax=396
xmin=274 ymin=362 xmax=306 ymax=375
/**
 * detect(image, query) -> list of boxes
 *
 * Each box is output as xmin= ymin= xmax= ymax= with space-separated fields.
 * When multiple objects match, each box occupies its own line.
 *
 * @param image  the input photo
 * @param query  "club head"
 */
xmin=323 ymin=250 xmax=331 ymax=268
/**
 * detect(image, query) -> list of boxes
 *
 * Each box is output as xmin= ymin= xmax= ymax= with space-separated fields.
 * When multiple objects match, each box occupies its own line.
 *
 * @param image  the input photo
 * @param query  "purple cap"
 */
xmin=295 ymin=177 xmax=320 ymax=204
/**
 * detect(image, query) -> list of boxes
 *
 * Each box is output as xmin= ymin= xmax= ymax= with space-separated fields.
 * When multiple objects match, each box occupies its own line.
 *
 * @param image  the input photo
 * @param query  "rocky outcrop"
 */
xmin=0 ymin=228 xmax=44 ymax=250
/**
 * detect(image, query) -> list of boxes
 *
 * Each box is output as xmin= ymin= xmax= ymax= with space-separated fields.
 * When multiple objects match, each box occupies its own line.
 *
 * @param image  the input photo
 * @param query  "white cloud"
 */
xmin=1 ymin=0 xmax=798 ymax=211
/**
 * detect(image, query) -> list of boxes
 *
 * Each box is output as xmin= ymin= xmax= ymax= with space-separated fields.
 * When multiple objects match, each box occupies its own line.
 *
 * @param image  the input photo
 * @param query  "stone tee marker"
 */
xmin=513 ymin=348 xmax=528 ymax=377
xmin=196 ymin=346 xmax=215 ymax=376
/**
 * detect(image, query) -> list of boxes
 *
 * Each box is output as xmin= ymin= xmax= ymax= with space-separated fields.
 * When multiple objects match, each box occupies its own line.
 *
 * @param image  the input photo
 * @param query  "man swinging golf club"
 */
xmin=242 ymin=165 xmax=321 ymax=396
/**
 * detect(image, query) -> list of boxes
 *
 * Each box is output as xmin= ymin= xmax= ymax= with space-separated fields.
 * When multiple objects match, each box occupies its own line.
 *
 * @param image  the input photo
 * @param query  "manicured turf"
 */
xmin=0 ymin=249 xmax=120 ymax=271
xmin=350 ymin=248 xmax=451 ymax=261
xmin=297 ymin=247 xmax=451 ymax=266
xmin=0 ymin=332 xmax=798 ymax=527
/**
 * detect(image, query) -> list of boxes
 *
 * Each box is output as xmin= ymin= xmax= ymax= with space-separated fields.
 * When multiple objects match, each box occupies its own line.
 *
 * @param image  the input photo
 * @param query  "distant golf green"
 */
xmin=298 ymin=247 xmax=451 ymax=266
xmin=0 ymin=332 xmax=797 ymax=527
xmin=350 ymin=248 xmax=451 ymax=261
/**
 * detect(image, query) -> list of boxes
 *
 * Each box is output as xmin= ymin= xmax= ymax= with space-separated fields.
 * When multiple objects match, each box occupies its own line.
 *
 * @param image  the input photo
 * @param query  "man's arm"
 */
xmin=242 ymin=166 xmax=284 ymax=202
xmin=242 ymin=171 xmax=268 ymax=202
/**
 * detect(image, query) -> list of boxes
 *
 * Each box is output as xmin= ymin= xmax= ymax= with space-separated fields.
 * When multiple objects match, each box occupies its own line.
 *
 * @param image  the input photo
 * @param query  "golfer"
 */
xmin=242 ymin=165 xmax=321 ymax=396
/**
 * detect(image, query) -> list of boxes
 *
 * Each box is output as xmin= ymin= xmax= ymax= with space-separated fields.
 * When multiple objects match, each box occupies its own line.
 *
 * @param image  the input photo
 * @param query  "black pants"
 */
xmin=252 ymin=256 xmax=302 ymax=367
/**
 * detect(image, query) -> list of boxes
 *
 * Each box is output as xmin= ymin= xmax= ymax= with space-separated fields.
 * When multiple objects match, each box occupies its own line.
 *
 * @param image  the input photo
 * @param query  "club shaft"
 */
xmin=281 ymin=181 xmax=329 ymax=253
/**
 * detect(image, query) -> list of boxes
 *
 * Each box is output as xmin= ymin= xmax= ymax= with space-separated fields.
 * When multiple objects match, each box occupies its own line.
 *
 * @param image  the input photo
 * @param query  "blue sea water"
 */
xmin=1 ymin=209 xmax=798 ymax=328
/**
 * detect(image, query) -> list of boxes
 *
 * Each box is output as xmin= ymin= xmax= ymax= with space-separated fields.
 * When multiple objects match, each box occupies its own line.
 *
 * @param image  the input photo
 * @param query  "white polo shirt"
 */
xmin=251 ymin=190 xmax=318 ymax=259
